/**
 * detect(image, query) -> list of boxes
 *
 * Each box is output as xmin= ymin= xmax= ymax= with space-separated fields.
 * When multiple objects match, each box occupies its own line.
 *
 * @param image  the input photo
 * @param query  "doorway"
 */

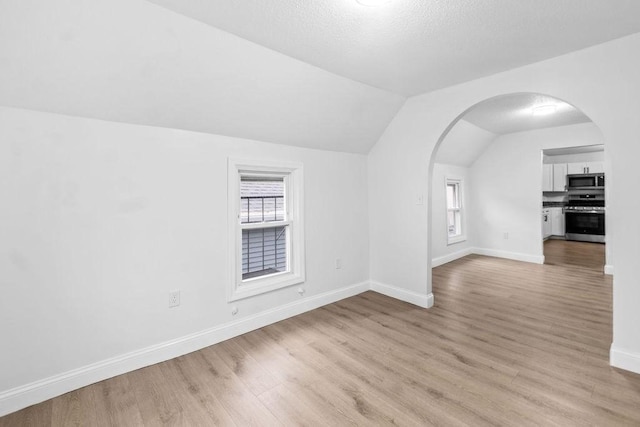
xmin=541 ymin=144 xmax=607 ymax=271
xmin=429 ymin=92 xmax=608 ymax=275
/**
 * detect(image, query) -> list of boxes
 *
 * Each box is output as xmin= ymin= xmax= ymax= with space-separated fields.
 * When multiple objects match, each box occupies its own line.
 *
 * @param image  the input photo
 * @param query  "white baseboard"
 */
xmin=610 ymin=345 xmax=640 ymax=375
xmin=604 ymin=264 xmax=614 ymax=275
xmin=0 ymin=281 xmax=370 ymax=417
xmin=432 ymin=247 xmax=473 ymax=267
xmin=472 ymin=247 xmax=545 ymax=265
xmin=370 ymin=280 xmax=434 ymax=308
xmin=432 ymin=247 xmax=546 ymax=267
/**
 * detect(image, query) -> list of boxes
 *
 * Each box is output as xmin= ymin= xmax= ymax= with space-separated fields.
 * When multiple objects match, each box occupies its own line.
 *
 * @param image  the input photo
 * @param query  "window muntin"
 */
xmin=240 ymin=177 xmax=285 ymax=223
xmin=228 ymin=159 xmax=305 ymax=301
xmin=446 ymin=178 xmax=465 ymax=244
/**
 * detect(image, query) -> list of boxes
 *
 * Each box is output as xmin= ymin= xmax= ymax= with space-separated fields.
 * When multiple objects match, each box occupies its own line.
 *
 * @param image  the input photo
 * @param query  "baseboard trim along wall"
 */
xmin=0 ymin=281 xmax=371 ymax=417
xmin=369 ymin=281 xmax=434 ymax=309
xmin=0 ymin=280 xmax=438 ymax=417
xmin=431 ymin=248 xmax=473 ymax=268
xmin=472 ymin=248 xmax=545 ymax=265
xmin=610 ymin=345 xmax=640 ymax=375
xmin=604 ymin=264 xmax=614 ymax=275
xmin=431 ymin=247 xmax=544 ymax=267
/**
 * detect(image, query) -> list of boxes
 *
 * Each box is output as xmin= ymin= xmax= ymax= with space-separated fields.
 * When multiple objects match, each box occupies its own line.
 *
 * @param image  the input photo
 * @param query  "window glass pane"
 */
xmin=446 ymin=184 xmax=455 ymax=209
xmin=240 ymin=177 xmax=284 ymax=223
xmin=447 ymin=210 xmax=462 ymax=237
xmin=446 ymin=180 xmax=463 ymax=240
xmin=447 ymin=211 xmax=456 ymax=235
xmin=446 ymin=183 xmax=459 ymax=209
xmin=242 ymin=225 xmax=288 ymax=280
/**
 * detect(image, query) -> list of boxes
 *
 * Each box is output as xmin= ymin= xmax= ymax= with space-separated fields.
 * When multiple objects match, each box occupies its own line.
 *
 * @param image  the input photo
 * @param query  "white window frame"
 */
xmin=445 ymin=177 xmax=466 ymax=245
xmin=228 ymin=158 xmax=305 ymax=301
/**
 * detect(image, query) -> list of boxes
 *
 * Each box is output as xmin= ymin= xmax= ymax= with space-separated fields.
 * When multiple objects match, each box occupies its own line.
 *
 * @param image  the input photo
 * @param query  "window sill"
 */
xmin=229 ymin=271 xmax=305 ymax=302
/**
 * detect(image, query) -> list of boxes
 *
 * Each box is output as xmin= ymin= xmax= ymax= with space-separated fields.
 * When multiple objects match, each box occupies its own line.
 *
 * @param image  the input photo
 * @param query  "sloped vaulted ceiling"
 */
xmin=0 ymin=0 xmax=405 ymax=153
xmin=2 ymin=0 xmax=640 ymax=153
xmin=147 ymin=0 xmax=640 ymax=96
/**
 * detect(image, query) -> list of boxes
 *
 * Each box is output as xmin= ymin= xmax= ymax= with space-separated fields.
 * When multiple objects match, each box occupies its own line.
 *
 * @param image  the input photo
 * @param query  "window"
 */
xmin=228 ymin=158 xmax=305 ymax=301
xmin=446 ymin=178 xmax=465 ymax=244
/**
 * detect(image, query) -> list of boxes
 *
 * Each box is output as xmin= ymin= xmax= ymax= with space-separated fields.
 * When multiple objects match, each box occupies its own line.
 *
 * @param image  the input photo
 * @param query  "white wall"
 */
xmin=367 ymin=32 xmax=640 ymax=374
xmin=431 ymin=164 xmax=473 ymax=265
xmin=469 ymin=123 xmax=605 ymax=262
xmin=544 ymin=150 xmax=604 ymax=164
xmin=0 ymin=107 xmax=370 ymax=410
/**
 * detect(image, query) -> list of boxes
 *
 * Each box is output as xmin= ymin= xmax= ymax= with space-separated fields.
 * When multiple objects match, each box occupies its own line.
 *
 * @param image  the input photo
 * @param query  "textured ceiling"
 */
xmin=147 ymin=0 xmax=640 ymax=96
xmin=463 ymin=94 xmax=591 ymax=135
xmin=436 ymin=94 xmax=594 ymax=167
xmin=1 ymin=0 xmax=636 ymax=153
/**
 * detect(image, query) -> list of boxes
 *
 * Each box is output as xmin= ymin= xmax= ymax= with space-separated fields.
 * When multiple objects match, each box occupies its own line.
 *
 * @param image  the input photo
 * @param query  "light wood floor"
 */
xmin=3 ymin=243 xmax=640 ymax=426
xmin=544 ymin=238 xmax=606 ymax=272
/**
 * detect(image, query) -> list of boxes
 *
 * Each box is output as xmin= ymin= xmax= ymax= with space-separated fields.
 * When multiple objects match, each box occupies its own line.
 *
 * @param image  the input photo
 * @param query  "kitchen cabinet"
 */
xmin=567 ymin=162 xmax=584 ymax=174
xmin=542 ymin=164 xmax=553 ymax=192
xmin=550 ymin=207 xmax=565 ymax=236
xmin=587 ymin=161 xmax=604 ymax=174
xmin=567 ymin=161 xmax=604 ymax=175
xmin=542 ymin=163 xmax=567 ymax=192
xmin=552 ymin=163 xmax=567 ymax=191
xmin=542 ymin=208 xmax=551 ymax=239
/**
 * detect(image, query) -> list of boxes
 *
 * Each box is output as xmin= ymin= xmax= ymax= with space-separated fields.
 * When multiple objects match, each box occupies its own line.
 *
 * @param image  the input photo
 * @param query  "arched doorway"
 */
xmin=427 ymin=92 xmax=608 ymax=297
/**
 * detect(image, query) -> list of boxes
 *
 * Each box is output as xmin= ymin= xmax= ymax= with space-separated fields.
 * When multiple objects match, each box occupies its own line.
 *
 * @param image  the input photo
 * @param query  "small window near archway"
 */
xmin=446 ymin=178 xmax=465 ymax=245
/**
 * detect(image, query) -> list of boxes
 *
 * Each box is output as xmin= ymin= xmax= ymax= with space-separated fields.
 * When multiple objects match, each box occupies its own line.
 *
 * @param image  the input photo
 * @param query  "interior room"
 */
xmin=3 ymin=1 xmax=640 ymax=424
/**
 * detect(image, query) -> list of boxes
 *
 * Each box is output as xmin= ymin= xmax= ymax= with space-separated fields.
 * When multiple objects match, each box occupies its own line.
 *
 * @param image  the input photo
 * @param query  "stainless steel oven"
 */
xmin=564 ymin=194 xmax=605 ymax=243
xmin=565 ymin=209 xmax=605 ymax=243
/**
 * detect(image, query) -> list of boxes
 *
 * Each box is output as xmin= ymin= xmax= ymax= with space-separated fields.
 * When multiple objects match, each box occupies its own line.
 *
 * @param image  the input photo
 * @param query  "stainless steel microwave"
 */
xmin=567 ymin=173 xmax=605 ymax=190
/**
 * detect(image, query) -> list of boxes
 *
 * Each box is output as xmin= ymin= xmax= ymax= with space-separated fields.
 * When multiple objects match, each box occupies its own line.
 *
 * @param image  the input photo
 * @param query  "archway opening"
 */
xmin=427 ymin=92 xmax=608 ymax=297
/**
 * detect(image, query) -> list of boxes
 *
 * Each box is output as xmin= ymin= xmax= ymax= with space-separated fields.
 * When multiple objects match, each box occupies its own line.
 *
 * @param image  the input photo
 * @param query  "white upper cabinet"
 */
xmin=567 ymin=162 xmax=586 ymax=174
xmin=553 ymin=163 xmax=567 ymax=192
xmin=568 ymin=161 xmax=604 ymax=174
xmin=587 ymin=161 xmax=605 ymax=174
xmin=542 ymin=164 xmax=553 ymax=192
xmin=542 ymin=163 xmax=567 ymax=192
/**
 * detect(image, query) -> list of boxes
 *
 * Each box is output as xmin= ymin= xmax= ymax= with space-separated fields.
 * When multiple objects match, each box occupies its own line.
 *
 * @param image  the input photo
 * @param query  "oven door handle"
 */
xmin=564 ymin=210 xmax=605 ymax=214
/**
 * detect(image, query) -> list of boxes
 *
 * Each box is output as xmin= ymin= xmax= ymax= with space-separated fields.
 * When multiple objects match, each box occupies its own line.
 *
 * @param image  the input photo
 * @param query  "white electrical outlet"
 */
xmin=335 ymin=258 xmax=342 ymax=269
xmin=503 ymin=232 xmax=509 ymax=240
xmin=169 ymin=290 xmax=180 ymax=308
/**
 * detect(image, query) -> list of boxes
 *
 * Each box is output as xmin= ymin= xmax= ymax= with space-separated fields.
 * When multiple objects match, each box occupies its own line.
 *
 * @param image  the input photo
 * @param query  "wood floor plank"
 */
xmin=195 ymin=347 xmax=281 ymax=426
xmin=212 ymin=339 xmax=281 ymax=397
xmin=127 ymin=364 xmax=187 ymax=426
xmin=3 ymin=240 xmax=640 ymax=426
xmin=159 ymin=357 xmax=237 ymax=426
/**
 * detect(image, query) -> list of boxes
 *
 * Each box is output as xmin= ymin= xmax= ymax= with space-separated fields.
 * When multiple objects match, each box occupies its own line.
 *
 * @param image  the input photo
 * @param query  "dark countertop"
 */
xmin=543 ymin=202 xmax=567 ymax=208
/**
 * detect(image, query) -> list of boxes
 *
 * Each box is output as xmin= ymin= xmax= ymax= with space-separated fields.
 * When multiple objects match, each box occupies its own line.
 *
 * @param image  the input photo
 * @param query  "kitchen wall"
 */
xmin=544 ymin=150 xmax=604 ymax=164
xmin=0 ymin=106 xmax=370 ymax=412
xmin=431 ymin=163 xmax=473 ymax=266
xmin=469 ymin=123 xmax=605 ymax=262
xmin=367 ymin=32 xmax=640 ymax=374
